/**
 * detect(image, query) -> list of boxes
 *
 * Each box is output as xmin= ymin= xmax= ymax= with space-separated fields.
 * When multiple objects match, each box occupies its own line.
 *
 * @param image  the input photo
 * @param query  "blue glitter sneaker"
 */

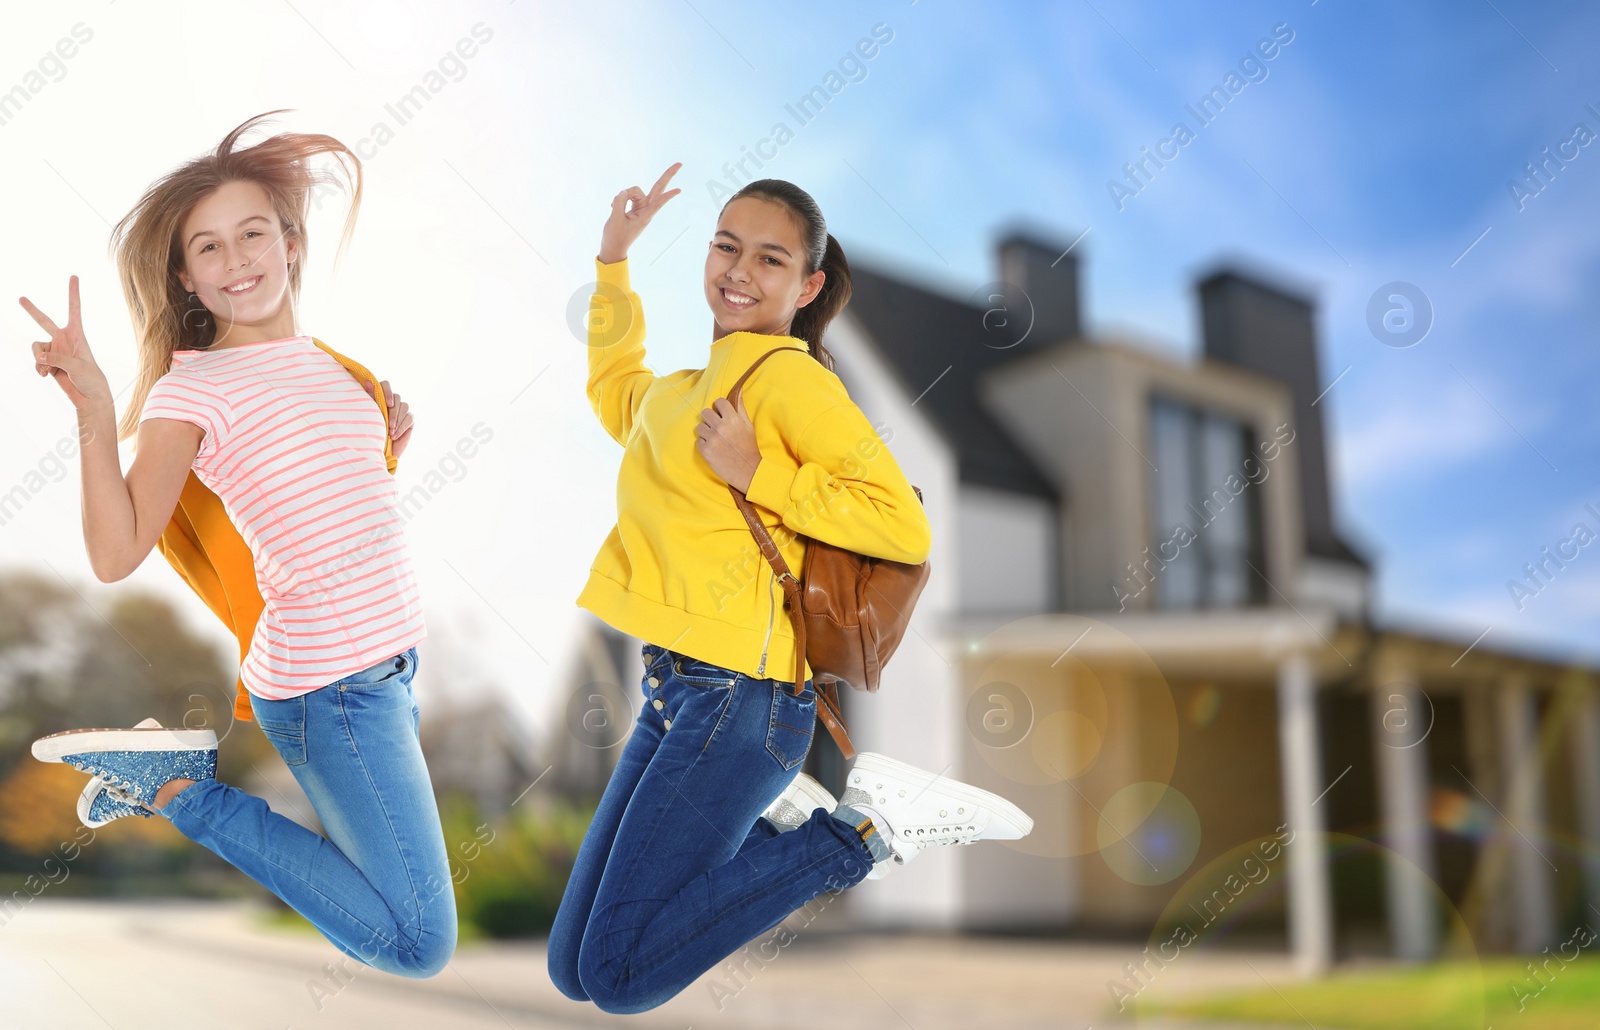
xmin=32 ymin=723 xmax=218 ymax=809
xmin=76 ymin=718 xmax=162 ymax=827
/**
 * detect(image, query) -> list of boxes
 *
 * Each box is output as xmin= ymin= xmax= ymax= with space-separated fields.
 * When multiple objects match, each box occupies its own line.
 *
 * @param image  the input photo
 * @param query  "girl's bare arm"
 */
xmin=22 ymin=276 xmax=199 ymax=582
xmin=81 ymin=402 xmax=200 ymax=582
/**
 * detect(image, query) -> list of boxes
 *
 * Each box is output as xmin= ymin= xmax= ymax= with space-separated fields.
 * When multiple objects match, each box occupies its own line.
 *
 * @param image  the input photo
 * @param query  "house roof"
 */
xmin=843 ymin=262 xmax=1060 ymax=500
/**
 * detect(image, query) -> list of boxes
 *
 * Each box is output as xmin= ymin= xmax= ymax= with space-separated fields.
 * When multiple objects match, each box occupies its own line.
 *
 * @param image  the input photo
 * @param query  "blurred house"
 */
xmin=554 ymin=230 xmax=1598 ymax=972
xmin=422 ymin=694 xmax=543 ymax=817
xmin=832 ymin=230 xmax=1599 ymax=969
xmin=544 ymin=622 xmax=641 ymax=802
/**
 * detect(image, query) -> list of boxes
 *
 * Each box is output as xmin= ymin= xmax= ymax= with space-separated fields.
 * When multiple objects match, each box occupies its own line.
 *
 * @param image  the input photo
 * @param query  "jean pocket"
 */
xmin=252 ymin=694 xmax=307 ymax=766
xmin=641 ymin=644 xmax=670 ymax=684
xmin=765 ymin=680 xmax=815 ymax=771
xmin=670 ymin=651 xmax=738 ymax=690
xmin=337 ymin=648 xmax=413 ymax=692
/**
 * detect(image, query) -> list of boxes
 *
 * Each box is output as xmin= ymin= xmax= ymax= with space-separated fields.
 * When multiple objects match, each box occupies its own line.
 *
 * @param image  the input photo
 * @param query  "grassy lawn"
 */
xmin=1142 ymin=957 xmax=1600 ymax=1030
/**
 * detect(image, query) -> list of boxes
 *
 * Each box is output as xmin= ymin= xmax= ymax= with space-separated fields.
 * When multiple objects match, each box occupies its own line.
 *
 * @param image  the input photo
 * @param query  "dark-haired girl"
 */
xmin=549 ymin=163 xmax=1031 ymax=1013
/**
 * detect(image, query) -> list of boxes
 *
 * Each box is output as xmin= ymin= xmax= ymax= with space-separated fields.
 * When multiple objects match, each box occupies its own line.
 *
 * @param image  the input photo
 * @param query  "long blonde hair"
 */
xmin=109 ymin=109 xmax=363 ymax=442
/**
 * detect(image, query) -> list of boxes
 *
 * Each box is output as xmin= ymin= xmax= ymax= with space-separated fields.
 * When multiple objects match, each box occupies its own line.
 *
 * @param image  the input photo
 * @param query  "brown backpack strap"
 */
xmin=725 ymin=346 xmax=794 ymax=408
xmin=723 ymin=347 xmax=857 ymax=759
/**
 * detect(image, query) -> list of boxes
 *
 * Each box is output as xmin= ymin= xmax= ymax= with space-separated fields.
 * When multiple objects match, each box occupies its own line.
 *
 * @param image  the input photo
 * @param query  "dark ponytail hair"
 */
xmin=723 ymin=179 xmax=850 ymax=372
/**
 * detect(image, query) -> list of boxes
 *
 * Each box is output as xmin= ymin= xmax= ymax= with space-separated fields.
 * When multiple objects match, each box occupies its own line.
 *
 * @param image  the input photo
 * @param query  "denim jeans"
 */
xmin=158 ymin=646 xmax=457 ymax=978
xmin=548 ymin=643 xmax=875 ymax=1013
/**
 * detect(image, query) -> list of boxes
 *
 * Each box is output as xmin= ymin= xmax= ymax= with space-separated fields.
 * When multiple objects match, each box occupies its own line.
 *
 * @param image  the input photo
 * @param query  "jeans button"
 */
xmin=647 ymin=676 xmax=660 ymax=688
xmin=663 ymin=717 xmax=672 ymax=730
xmin=652 ymin=699 xmax=665 ymax=711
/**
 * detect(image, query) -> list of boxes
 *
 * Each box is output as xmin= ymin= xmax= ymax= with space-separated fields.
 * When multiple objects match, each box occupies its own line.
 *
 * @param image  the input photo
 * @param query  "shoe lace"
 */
xmin=102 ymin=782 xmax=148 ymax=811
xmin=897 ymin=821 xmax=981 ymax=849
xmin=76 ymin=761 xmax=141 ymax=799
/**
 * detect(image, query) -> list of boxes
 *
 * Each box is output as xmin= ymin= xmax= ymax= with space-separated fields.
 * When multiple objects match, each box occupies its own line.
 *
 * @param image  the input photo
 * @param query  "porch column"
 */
xmin=1571 ymin=685 xmax=1600 ymax=916
xmin=1499 ymin=676 xmax=1555 ymax=951
xmin=1277 ymin=650 xmax=1334 ymax=973
xmin=1371 ymin=674 xmax=1439 ymax=959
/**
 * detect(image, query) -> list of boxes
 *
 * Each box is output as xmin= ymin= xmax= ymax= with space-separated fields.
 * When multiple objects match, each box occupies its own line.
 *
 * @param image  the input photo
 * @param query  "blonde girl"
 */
xmin=21 ymin=111 xmax=454 ymax=978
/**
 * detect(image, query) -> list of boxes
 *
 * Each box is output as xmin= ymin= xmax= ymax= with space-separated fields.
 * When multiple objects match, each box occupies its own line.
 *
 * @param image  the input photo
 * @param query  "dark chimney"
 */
xmin=996 ymin=230 xmax=1083 ymax=350
xmin=1197 ymin=269 xmax=1365 ymax=567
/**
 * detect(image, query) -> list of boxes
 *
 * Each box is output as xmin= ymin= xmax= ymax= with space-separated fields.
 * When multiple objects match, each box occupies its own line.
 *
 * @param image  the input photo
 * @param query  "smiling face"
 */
xmin=704 ymin=196 xmax=825 ymax=340
xmin=176 ymin=179 xmax=299 ymax=348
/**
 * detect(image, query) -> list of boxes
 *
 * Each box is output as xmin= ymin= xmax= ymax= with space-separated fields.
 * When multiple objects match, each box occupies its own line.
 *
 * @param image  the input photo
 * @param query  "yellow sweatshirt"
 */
xmin=576 ymin=257 xmax=932 ymax=681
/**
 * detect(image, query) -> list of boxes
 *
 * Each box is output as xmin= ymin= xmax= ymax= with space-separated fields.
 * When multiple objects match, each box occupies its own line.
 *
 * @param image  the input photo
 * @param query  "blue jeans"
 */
xmin=159 ymin=646 xmax=456 ymax=978
xmin=548 ymin=643 xmax=875 ymax=1013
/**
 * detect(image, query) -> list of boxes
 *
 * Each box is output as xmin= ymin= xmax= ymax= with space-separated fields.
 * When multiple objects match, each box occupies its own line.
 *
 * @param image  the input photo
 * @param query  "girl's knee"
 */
xmin=578 ymin=976 xmax=654 ymax=1015
xmin=548 ymin=940 xmax=590 ymax=1002
xmin=577 ymin=957 xmax=662 ymax=1014
xmin=389 ymin=923 xmax=456 ymax=979
xmin=390 ymin=881 xmax=459 ymax=978
xmin=377 ymin=908 xmax=460 ymax=978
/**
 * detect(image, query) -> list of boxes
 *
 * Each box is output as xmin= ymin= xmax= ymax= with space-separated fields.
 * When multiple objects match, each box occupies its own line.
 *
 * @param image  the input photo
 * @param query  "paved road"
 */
xmin=0 ymin=898 xmax=1329 ymax=1029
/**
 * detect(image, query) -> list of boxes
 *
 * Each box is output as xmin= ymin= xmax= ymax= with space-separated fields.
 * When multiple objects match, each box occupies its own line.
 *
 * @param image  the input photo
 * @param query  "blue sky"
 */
xmin=3 ymin=0 xmax=1599 ymax=727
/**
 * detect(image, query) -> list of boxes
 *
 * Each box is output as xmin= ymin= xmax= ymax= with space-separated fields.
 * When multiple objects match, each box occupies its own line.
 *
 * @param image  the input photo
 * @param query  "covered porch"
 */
xmin=939 ymin=610 xmax=1600 ymax=971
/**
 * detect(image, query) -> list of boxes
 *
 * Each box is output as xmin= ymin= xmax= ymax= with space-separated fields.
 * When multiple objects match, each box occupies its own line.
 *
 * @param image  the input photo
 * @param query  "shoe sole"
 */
xmin=33 ymin=726 xmax=216 ymax=763
xmin=851 ymin=751 xmax=1034 ymax=839
xmin=77 ymin=777 xmax=102 ymax=827
xmin=77 ymin=777 xmax=125 ymax=828
xmin=77 ymin=782 xmax=152 ymax=829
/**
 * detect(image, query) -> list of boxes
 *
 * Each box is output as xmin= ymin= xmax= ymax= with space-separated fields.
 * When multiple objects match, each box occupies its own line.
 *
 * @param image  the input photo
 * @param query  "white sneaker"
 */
xmin=761 ymin=773 xmax=837 ymax=831
xmin=840 ymin=751 xmax=1033 ymax=879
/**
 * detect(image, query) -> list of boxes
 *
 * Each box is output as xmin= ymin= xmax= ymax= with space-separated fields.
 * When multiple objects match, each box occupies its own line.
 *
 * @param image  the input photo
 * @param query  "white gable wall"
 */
xmin=824 ymin=312 xmax=966 ymax=928
xmin=956 ymin=485 xmax=1057 ymax=613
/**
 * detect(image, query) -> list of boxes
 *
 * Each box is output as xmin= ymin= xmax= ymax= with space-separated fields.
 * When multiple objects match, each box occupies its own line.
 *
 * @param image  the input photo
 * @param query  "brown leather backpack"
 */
xmin=725 ymin=347 xmax=932 ymax=759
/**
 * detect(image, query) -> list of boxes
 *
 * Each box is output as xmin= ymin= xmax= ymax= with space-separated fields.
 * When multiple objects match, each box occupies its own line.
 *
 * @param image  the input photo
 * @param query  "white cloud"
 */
xmin=1331 ymin=376 xmax=1540 ymax=491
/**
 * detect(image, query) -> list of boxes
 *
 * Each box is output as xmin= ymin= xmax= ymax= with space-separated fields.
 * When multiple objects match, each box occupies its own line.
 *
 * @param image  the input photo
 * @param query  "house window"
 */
xmin=1147 ymin=395 xmax=1266 ymax=609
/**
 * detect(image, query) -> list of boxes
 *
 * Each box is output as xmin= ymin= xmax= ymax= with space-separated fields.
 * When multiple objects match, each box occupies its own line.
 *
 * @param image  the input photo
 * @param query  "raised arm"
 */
xmin=586 ymin=163 xmax=681 ymax=443
xmin=22 ymin=276 xmax=198 ymax=582
xmin=586 ymin=258 xmax=654 ymax=443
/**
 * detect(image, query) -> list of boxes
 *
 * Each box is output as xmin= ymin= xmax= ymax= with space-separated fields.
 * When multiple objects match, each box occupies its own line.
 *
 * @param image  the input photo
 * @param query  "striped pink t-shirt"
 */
xmin=139 ymin=335 xmax=425 ymax=700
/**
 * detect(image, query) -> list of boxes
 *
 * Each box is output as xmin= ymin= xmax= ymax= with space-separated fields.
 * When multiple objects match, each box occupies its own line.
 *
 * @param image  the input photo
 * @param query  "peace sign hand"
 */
xmin=20 ymin=275 xmax=113 ymax=413
xmin=598 ymin=162 xmax=683 ymax=264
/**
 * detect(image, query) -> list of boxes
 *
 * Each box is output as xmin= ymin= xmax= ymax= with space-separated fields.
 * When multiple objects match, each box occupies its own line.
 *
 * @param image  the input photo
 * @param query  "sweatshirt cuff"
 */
xmin=595 ymin=255 xmax=630 ymax=290
xmin=745 ymin=457 xmax=794 ymax=515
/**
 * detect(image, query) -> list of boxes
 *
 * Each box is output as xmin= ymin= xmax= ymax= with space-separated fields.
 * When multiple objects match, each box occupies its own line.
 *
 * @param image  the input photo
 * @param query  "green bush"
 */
xmin=440 ymin=793 xmax=595 ymax=939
